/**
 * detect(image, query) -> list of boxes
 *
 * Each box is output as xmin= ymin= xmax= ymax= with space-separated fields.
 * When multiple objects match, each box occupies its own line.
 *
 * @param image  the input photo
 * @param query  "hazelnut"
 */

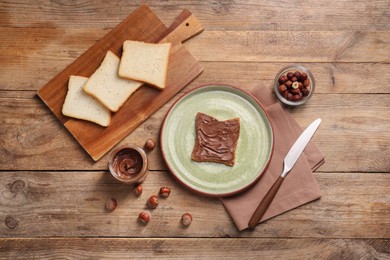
xmin=159 ymin=186 xmax=171 ymax=198
xmin=138 ymin=211 xmax=151 ymax=224
xmin=134 ymin=184 xmax=143 ymax=197
xmin=292 ymin=82 xmax=299 ymax=89
xmin=147 ymin=195 xmax=158 ymax=209
xmin=285 ymin=80 xmax=293 ymax=88
xmin=291 ymin=88 xmax=300 ymax=95
xmin=278 ymin=84 xmax=287 ymax=93
xmin=278 ymin=75 xmax=288 ymax=84
xmin=144 ymin=139 xmax=156 ymax=151
xmin=181 ymin=213 xmax=192 ymax=227
xmin=287 ymin=72 xmax=294 ymax=80
xmin=286 ymin=92 xmax=294 ymax=101
xmin=293 ymin=71 xmax=302 ymax=80
xmin=293 ymin=94 xmax=302 ymax=101
xmin=105 ymin=198 xmax=117 ymax=212
xmin=298 ymin=82 xmax=303 ymax=90
xmin=302 ymin=88 xmax=310 ymax=96
xmin=291 ymin=76 xmax=298 ymax=82
xmin=303 ymin=79 xmax=310 ymax=88
xmin=301 ymin=72 xmax=308 ymax=81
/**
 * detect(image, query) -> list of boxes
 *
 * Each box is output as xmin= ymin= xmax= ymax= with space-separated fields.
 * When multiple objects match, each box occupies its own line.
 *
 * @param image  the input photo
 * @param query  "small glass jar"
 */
xmin=274 ymin=64 xmax=315 ymax=106
xmin=108 ymin=144 xmax=148 ymax=184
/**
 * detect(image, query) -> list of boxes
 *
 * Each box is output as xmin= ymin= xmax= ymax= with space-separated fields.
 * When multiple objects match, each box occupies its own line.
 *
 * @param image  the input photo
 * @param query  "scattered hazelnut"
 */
xmin=138 ymin=211 xmax=151 ymax=224
xmin=105 ymin=198 xmax=117 ymax=212
xmin=144 ymin=139 xmax=156 ymax=151
xmin=159 ymin=186 xmax=171 ymax=198
xmin=134 ymin=184 xmax=143 ymax=197
xmin=147 ymin=195 xmax=158 ymax=209
xmin=181 ymin=213 xmax=192 ymax=227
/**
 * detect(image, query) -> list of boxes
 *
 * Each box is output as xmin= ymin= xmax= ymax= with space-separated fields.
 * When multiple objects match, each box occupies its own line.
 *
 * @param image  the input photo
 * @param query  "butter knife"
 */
xmin=248 ymin=118 xmax=322 ymax=229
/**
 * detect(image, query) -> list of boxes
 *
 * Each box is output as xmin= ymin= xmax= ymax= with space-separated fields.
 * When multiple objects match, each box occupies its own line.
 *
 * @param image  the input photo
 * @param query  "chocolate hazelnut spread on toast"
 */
xmin=191 ymin=112 xmax=240 ymax=166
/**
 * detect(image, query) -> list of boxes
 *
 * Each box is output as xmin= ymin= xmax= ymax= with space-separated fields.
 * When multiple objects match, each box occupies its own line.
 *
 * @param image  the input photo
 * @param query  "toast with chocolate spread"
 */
xmin=191 ymin=112 xmax=240 ymax=166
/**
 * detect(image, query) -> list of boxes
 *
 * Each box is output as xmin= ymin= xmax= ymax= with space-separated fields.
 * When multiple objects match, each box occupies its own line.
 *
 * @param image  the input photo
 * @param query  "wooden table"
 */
xmin=1 ymin=1 xmax=389 ymax=258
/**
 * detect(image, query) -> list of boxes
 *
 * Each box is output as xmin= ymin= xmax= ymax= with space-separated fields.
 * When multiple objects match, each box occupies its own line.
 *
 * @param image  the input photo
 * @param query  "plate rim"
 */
xmin=160 ymin=83 xmax=275 ymax=197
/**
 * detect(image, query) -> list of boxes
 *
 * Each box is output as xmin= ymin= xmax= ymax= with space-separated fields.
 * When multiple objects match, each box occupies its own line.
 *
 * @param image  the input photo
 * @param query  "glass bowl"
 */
xmin=274 ymin=65 xmax=315 ymax=106
xmin=108 ymin=144 xmax=148 ymax=184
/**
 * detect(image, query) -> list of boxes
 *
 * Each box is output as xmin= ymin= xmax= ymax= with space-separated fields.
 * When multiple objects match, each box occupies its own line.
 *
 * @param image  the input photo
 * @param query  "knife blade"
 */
xmin=248 ymin=118 xmax=322 ymax=229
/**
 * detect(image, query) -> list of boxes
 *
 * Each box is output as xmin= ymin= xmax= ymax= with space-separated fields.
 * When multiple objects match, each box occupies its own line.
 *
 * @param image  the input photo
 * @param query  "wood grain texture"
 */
xmin=1 ymin=92 xmax=389 ymax=172
xmin=1 ymin=1 xmax=389 ymax=258
xmin=1 ymin=0 xmax=389 ymax=31
xmin=0 ymin=171 xmax=389 ymax=238
xmin=1 ymin=27 xmax=389 ymax=91
xmin=186 ymin=31 xmax=390 ymax=62
xmin=0 ymin=238 xmax=389 ymax=259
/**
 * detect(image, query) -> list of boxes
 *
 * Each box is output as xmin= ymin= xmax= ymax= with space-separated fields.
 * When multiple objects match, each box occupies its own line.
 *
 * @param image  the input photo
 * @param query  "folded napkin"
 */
xmin=221 ymin=85 xmax=325 ymax=231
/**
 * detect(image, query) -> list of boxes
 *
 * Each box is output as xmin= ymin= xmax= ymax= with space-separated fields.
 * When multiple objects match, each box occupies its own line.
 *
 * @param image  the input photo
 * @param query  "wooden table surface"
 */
xmin=1 ymin=1 xmax=389 ymax=259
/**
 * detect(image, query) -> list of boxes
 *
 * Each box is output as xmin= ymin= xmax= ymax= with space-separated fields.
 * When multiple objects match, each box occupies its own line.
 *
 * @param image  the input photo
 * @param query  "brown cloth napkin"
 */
xmin=221 ymin=85 xmax=325 ymax=231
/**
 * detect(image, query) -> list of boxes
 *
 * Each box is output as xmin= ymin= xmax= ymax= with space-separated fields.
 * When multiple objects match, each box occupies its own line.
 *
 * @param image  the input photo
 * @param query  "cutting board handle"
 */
xmin=160 ymin=9 xmax=204 ymax=45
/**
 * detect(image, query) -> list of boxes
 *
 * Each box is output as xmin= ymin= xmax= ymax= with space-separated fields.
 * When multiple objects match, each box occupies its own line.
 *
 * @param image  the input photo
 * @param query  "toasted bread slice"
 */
xmin=83 ymin=51 xmax=143 ymax=112
xmin=62 ymin=75 xmax=111 ymax=127
xmin=191 ymin=112 xmax=240 ymax=167
xmin=118 ymin=40 xmax=171 ymax=90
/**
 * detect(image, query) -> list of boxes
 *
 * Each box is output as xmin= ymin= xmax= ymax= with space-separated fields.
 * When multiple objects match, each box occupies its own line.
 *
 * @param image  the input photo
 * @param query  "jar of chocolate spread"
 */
xmin=108 ymin=144 xmax=148 ymax=184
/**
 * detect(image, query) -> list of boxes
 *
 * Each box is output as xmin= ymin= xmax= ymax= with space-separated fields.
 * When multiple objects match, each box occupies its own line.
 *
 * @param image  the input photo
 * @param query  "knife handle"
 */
xmin=248 ymin=176 xmax=285 ymax=229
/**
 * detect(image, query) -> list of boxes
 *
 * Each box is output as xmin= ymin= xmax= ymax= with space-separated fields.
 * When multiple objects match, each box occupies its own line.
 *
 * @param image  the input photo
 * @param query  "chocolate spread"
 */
xmin=191 ymin=112 xmax=240 ymax=166
xmin=111 ymin=148 xmax=143 ymax=179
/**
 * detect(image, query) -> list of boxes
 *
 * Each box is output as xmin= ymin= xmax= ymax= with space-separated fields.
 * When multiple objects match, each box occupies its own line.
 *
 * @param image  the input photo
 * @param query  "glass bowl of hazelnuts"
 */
xmin=274 ymin=65 xmax=315 ymax=106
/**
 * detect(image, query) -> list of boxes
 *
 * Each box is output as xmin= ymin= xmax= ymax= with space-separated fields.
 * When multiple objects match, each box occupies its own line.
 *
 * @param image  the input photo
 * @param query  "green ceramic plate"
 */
xmin=160 ymin=85 xmax=274 ymax=197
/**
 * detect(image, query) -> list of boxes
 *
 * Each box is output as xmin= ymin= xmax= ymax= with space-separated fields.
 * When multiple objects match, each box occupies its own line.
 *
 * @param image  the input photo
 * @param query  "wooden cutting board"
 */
xmin=37 ymin=5 xmax=204 ymax=161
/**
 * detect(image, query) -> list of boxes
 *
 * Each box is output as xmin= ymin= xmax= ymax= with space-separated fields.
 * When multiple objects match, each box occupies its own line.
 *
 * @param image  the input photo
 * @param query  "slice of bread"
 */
xmin=118 ymin=41 xmax=171 ymax=90
xmin=83 ymin=51 xmax=143 ymax=112
xmin=62 ymin=75 xmax=111 ymax=127
xmin=191 ymin=112 xmax=240 ymax=167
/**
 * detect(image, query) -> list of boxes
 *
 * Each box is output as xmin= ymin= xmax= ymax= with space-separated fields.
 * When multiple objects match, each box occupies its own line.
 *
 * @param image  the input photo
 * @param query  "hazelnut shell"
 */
xmin=138 ymin=211 xmax=151 ymax=224
xmin=181 ymin=213 xmax=192 ymax=226
xmin=105 ymin=198 xmax=117 ymax=211
xmin=144 ymin=139 xmax=156 ymax=151
xmin=147 ymin=195 xmax=159 ymax=209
